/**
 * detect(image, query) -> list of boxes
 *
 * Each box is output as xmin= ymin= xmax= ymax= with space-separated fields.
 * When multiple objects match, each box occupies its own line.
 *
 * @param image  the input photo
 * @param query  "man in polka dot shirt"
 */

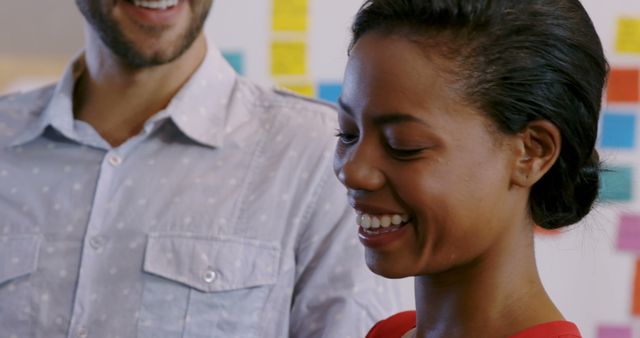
xmin=0 ymin=1 xmax=405 ymax=337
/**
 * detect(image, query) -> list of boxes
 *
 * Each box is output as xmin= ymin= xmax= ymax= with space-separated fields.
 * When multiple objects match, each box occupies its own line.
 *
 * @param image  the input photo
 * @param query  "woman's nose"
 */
xmin=334 ymin=144 xmax=385 ymax=192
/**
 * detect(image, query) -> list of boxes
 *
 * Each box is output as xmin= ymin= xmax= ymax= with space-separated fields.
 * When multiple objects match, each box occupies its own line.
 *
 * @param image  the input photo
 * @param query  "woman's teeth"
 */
xmin=132 ymin=0 xmax=179 ymax=9
xmin=356 ymin=213 xmax=409 ymax=230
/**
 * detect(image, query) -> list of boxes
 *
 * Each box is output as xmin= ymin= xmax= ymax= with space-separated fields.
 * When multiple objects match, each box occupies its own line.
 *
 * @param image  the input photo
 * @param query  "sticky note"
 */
xmin=222 ymin=51 xmax=245 ymax=75
xmin=222 ymin=51 xmax=244 ymax=75
xmin=616 ymin=17 xmax=640 ymax=54
xmin=617 ymin=214 xmax=640 ymax=252
xmin=600 ymin=112 xmax=636 ymax=149
xmin=272 ymin=0 xmax=308 ymax=32
xmin=634 ymin=259 xmax=640 ymax=315
xmin=271 ymin=41 xmax=306 ymax=76
xmin=318 ymin=82 xmax=342 ymax=104
xmin=597 ymin=325 xmax=631 ymax=338
xmin=600 ymin=166 xmax=633 ymax=202
xmin=607 ymin=68 xmax=640 ymax=103
xmin=278 ymin=82 xmax=315 ymax=97
xmin=534 ymin=226 xmax=559 ymax=236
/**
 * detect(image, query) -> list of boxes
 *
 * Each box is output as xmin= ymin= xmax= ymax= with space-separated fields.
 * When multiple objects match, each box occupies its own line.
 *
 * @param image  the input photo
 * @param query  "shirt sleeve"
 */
xmin=289 ymin=162 xmax=407 ymax=338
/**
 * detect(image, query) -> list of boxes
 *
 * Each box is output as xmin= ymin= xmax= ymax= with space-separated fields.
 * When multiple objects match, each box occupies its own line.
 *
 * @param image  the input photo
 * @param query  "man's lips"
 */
xmin=120 ymin=0 xmax=185 ymax=26
xmin=127 ymin=0 xmax=180 ymax=10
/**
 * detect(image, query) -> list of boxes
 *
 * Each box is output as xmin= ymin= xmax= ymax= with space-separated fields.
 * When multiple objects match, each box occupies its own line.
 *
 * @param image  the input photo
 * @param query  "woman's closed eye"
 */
xmin=386 ymin=145 xmax=427 ymax=159
xmin=335 ymin=129 xmax=359 ymax=145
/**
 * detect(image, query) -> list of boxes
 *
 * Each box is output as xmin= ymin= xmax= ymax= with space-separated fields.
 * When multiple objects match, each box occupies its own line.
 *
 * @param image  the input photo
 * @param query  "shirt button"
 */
xmin=77 ymin=327 xmax=88 ymax=338
xmin=203 ymin=269 xmax=217 ymax=283
xmin=108 ymin=154 xmax=122 ymax=167
xmin=89 ymin=236 xmax=105 ymax=250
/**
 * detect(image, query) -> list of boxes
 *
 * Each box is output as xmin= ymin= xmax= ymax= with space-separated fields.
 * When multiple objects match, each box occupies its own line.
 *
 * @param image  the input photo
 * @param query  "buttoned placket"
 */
xmin=66 ymin=148 xmax=123 ymax=338
xmin=64 ymin=118 xmax=165 ymax=338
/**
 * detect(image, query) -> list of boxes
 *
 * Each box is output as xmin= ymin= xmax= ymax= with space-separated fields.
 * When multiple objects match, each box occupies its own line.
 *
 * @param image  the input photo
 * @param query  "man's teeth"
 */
xmin=356 ymin=213 xmax=409 ymax=230
xmin=132 ymin=0 xmax=179 ymax=9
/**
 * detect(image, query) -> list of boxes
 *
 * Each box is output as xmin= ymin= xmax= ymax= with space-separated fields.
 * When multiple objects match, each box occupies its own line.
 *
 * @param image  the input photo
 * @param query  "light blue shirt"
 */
xmin=0 ymin=41 xmax=403 ymax=338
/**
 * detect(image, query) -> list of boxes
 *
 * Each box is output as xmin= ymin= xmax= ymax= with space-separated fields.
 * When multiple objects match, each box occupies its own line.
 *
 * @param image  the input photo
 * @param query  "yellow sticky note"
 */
xmin=616 ymin=17 xmax=640 ymax=54
xmin=278 ymin=82 xmax=316 ymax=97
xmin=271 ymin=41 xmax=307 ymax=76
xmin=272 ymin=0 xmax=308 ymax=32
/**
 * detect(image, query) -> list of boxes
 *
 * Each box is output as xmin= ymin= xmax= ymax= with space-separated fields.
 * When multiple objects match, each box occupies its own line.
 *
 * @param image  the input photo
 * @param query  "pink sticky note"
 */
xmin=598 ymin=325 xmax=632 ymax=338
xmin=618 ymin=214 xmax=640 ymax=253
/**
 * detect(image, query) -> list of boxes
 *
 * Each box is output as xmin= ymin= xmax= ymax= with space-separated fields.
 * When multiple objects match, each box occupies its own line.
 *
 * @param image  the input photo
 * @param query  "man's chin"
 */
xmin=116 ymin=47 xmax=184 ymax=68
xmin=101 ymin=25 xmax=200 ymax=68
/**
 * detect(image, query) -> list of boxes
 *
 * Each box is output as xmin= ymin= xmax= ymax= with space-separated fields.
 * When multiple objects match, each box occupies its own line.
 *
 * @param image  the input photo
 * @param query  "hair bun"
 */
xmin=533 ymin=150 xmax=600 ymax=229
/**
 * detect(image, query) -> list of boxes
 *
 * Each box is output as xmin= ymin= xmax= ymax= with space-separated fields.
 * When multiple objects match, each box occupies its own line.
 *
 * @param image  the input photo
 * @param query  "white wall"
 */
xmin=0 ymin=0 xmax=83 ymax=56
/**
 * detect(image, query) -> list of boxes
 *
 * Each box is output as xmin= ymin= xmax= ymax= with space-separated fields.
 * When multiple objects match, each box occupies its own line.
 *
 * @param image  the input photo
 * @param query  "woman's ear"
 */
xmin=510 ymin=120 xmax=561 ymax=188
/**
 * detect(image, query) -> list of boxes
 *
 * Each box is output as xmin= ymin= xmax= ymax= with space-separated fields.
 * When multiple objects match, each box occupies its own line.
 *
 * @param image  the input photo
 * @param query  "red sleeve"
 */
xmin=509 ymin=321 xmax=581 ymax=338
xmin=366 ymin=311 xmax=417 ymax=338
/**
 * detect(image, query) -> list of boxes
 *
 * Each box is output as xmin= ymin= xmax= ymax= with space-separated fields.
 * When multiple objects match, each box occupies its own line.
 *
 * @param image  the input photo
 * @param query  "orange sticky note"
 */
xmin=607 ymin=68 xmax=640 ymax=103
xmin=633 ymin=259 xmax=640 ymax=315
xmin=534 ymin=226 xmax=560 ymax=236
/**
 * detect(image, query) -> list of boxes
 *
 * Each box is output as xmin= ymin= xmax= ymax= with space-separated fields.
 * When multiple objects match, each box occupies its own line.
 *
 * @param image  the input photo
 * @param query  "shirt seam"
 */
xmin=295 ymin=158 xmax=332 ymax=251
xmin=231 ymin=93 xmax=274 ymax=233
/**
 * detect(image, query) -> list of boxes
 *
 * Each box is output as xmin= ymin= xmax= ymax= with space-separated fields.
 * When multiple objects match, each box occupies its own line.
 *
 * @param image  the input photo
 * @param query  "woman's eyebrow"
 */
xmin=338 ymin=97 xmax=429 ymax=127
xmin=371 ymin=113 xmax=428 ymax=127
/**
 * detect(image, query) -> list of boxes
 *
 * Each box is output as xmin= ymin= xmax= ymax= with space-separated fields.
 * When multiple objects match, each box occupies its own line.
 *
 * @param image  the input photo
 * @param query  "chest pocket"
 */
xmin=138 ymin=234 xmax=281 ymax=338
xmin=0 ymin=235 xmax=40 ymax=285
xmin=0 ymin=235 xmax=41 ymax=336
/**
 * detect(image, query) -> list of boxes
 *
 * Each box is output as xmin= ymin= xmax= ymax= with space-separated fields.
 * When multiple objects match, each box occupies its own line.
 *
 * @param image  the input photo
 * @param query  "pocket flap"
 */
xmin=143 ymin=234 xmax=280 ymax=293
xmin=0 ymin=235 xmax=41 ymax=285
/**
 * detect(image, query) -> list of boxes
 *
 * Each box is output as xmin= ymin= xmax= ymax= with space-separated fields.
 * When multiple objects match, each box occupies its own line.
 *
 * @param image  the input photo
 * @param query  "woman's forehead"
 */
xmin=343 ymin=34 xmax=470 ymax=121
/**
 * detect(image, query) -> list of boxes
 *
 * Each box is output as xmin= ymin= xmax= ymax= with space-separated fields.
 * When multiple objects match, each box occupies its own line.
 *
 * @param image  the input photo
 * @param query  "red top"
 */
xmin=366 ymin=311 xmax=582 ymax=338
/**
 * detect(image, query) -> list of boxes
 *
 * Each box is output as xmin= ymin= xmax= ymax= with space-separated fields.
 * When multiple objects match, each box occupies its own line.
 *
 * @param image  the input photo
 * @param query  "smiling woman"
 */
xmin=333 ymin=0 xmax=607 ymax=337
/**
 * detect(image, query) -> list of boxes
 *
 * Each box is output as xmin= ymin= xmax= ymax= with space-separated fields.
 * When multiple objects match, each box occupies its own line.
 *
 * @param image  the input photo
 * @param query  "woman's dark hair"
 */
xmin=350 ymin=0 xmax=608 ymax=229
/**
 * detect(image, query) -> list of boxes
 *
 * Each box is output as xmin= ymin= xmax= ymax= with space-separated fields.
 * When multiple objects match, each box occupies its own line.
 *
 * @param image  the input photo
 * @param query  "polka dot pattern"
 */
xmin=0 ymin=43 xmax=405 ymax=338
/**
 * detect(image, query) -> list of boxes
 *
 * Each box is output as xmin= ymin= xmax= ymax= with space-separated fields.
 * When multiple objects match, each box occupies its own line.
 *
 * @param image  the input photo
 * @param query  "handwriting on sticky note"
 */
xmin=272 ymin=0 xmax=308 ymax=32
xmin=271 ymin=41 xmax=306 ymax=76
xmin=616 ymin=17 xmax=640 ymax=54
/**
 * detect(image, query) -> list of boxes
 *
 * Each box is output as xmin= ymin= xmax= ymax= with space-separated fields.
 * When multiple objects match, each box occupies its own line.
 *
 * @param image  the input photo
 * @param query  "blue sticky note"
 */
xmin=600 ymin=166 xmax=633 ymax=202
xmin=222 ymin=51 xmax=245 ymax=75
xmin=600 ymin=112 xmax=636 ymax=149
xmin=318 ymin=82 xmax=342 ymax=104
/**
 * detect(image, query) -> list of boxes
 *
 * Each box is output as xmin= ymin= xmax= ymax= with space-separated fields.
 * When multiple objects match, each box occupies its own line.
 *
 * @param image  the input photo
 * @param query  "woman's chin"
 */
xmin=366 ymin=258 xmax=415 ymax=279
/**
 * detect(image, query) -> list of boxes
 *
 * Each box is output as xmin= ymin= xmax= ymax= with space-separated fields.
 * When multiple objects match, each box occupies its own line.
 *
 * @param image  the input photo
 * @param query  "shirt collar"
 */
xmin=9 ymin=39 xmax=238 ymax=149
xmin=8 ymin=54 xmax=83 ymax=147
xmin=164 ymin=39 xmax=237 ymax=148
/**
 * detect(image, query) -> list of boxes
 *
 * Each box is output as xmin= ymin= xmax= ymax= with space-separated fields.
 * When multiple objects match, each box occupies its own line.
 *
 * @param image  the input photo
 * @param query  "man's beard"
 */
xmin=76 ymin=0 xmax=212 ymax=68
